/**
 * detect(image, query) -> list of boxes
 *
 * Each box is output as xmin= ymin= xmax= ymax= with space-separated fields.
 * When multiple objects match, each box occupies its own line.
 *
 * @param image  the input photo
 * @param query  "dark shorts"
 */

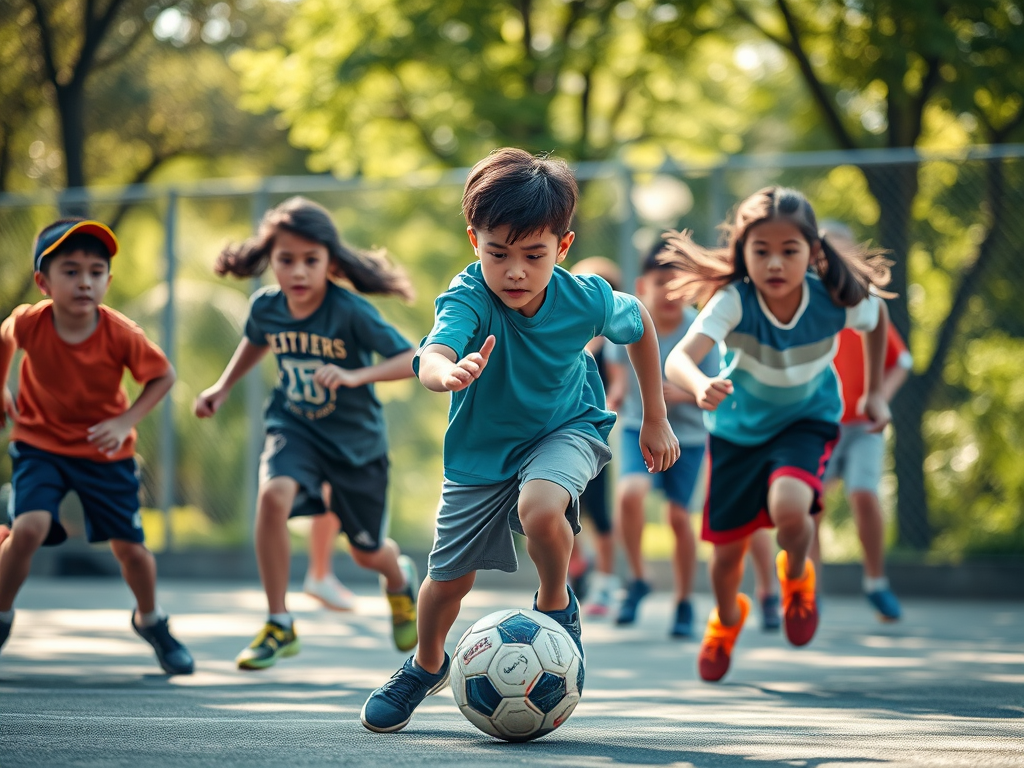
xmin=259 ymin=429 xmax=389 ymax=552
xmin=621 ymin=427 xmax=707 ymax=508
xmin=578 ymin=465 xmax=612 ymax=534
xmin=7 ymin=442 xmax=143 ymax=547
xmin=703 ymin=420 xmax=839 ymax=545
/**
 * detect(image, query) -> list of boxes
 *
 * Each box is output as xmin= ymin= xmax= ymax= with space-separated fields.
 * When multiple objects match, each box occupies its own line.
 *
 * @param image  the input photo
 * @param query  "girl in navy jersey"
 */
xmin=194 ymin=197 xmax=420 ymax=670
xmin=663 ymin=186 xmax=893 ymax=681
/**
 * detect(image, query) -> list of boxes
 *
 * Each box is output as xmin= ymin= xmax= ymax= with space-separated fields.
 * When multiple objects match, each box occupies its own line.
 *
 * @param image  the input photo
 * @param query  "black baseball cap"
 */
xmin=33 ymin=219 xmax=118 ymax=271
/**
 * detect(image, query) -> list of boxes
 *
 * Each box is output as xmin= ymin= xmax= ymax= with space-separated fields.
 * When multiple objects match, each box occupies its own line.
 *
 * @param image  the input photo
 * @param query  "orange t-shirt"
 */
xmin=2 ymin=301 xmax=170 ymax=462
xmin=833 ymin=323 xmax=911 ymax=424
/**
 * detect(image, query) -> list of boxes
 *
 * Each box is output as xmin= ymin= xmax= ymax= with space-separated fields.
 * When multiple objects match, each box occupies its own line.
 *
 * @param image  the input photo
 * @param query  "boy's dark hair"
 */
xmin=36 ymin=218 xmax=113 ymax=275
xmin=214 ymin=196 xmax=414 ymax=301
xmin=462 ymin=148 xmax=578 ymax=243
xmin=642 ymin=240 xmax=681 ymax=275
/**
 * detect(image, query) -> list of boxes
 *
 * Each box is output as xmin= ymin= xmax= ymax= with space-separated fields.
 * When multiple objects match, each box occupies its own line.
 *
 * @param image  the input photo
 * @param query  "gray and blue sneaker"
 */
xmin=131 ymin=612 xmax=194 ymax=675
xmin=670 ymin=599 xmax=694 ymax=638
xmin=615 ymin=579 xmax=651 ymax=625
xmin=361 ymin=653 xmax=451 ymax=733
xmin=534 ymin=585 xmax=584 ymax=660
xmin=866 ymin=587 xmax=902 ymax=622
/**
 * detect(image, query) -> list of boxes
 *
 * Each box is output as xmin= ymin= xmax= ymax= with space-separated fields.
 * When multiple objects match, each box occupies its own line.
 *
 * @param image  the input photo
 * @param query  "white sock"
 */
xmin=137 ymin=607 xmax=166 ymax=627
xmin=863 ymin=576 xmax=889 ymax=594
xmin=0 ymin=609 xmax=13 ymax=624
xmin=269 ymin=612 xmax=293 ymax=629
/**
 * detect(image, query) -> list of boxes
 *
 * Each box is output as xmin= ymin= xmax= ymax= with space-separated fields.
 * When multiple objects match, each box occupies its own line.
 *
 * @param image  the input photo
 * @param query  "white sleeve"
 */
xmin=845 ymin=294 xmax=880 ymax=332
xmin=689 ymin=285 xmax=742 ymax=342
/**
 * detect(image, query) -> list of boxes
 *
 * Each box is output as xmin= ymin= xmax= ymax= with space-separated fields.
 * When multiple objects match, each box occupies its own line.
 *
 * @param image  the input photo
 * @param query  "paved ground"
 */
xmin=0 ymin=578 xmax=1021 ymax=768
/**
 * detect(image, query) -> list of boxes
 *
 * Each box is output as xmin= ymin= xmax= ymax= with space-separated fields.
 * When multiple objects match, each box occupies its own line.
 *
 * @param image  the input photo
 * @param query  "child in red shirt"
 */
xmin=0 ymin=218 xmax=193 ymax=674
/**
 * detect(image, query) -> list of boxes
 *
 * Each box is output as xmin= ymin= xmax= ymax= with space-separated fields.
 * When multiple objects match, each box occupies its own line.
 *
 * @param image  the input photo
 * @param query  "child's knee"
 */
xmin=668 ymin=504 xmax=691 ymax=532
xmin=617 ymin=476 xmax=649 ymax=507
xmin=110 ymin=540 xmax=153 ymax=569
xmin=9 ymin=513 xmax=51 ymax=553
xmin=257 ymin=479 xmax=296 ymax=518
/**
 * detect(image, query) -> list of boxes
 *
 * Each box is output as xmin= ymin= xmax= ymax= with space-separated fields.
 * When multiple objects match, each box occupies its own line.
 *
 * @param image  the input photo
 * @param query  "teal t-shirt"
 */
xmin=416 ymin=262 xmax=645 ymax=484
xmin=244 ymin=282 xmax=413 ymax=465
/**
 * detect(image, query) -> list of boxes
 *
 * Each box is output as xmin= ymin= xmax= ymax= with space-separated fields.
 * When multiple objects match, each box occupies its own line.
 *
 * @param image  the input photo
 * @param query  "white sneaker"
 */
xmin=584 ymin=572 xmax=620 ymax=618
xmin=303 ymin=572 xmax=356 ymax=611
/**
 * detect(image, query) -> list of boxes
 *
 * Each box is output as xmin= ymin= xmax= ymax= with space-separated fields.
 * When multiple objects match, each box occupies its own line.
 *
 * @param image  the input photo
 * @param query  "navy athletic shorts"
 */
xmin=703 ymin=420 xmax=839 ymax=544
xmin=7 ymin=441 xmax=144 ymax=547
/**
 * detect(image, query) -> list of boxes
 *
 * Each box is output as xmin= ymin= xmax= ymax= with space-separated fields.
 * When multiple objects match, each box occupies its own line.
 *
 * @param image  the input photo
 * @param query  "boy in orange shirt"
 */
xmin=0 ymin=218 xmax=193 ymax=674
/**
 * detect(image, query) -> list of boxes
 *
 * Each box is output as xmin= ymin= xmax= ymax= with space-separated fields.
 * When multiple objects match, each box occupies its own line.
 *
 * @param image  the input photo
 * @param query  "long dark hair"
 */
xmin=214 ymin=197 xmax=414 ymax=301
xmin=660 ymin=186 xmax=892 ymax=307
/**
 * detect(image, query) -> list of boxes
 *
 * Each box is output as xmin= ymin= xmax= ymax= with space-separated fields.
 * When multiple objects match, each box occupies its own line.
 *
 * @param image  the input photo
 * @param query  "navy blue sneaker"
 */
xmin=670 ymin=599 xmax=694 ymax=638
xmin=534 ymin=586 xmax=584 ymax=660
xmin=131 ymin=612 xmax=194 ymax=675
xmin=866 ymin=588 xmax=902 ymax=621
xmin=361 ymin=653 xmax=450 ymax=733
xmin=615 ymin=579 xmax=651 ymax=625
xmin=0 ymin=613 xmax=12 ymax=653
xmin=761 ymin=594 xmax=781 ymax=632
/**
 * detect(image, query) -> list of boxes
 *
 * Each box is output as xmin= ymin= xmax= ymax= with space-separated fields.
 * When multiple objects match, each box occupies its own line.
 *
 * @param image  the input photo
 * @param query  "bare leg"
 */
xmin=850 ymin=490 xmax=886 ymax=578
xmin=593 ymin=530 xmax=615 ymax=575
xmin=109 ymin=540 xmax=158 ymax=614
xmin=748 ymin=528 xmax=777 ymax=598
xmin=615 ymin=475 xmax=651 ymax=583
xmin=0 ymin=512 xmax=50 ymax=611
xmin=767 ymin=477 xmax=815 ymax=579
xmin=518 ymin=479 xmax=574 ymax=611
xmin=255 ymin=477 xmax=299 ymax=615
xmin=350 ymin=538 xmax=405 ymax=591
xmin=307 ymin=512 xmax=340 ymax=581
xmin=710 ymin=538 xmax=749 ymax=626
xmin=414 ymin=572 xmax=475 ymax=673
xmin=667 ymin=502 xmax=696 ymax=603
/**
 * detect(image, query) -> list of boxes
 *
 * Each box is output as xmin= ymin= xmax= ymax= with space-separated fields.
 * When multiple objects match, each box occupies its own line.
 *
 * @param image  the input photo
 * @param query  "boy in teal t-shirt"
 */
xmin=361 ymin=148 xmax=680 ymax=733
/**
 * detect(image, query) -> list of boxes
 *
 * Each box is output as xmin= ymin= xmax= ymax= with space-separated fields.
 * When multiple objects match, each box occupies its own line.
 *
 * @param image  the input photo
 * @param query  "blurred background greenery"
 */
xmin=0 ymin=0 xmax=1022 ymax=563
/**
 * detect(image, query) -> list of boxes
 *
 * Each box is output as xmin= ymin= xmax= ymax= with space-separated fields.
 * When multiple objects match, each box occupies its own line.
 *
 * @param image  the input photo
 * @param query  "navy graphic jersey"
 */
xmin=244 ymin=282 xmax=413 ymax=465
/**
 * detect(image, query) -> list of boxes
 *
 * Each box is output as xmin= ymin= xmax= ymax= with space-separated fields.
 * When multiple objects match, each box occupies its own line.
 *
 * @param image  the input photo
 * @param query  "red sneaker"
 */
xmin=777 ymin=551 xmax=819 ymax=646
xmin=697 ymin=594 xmax=751 ymax=682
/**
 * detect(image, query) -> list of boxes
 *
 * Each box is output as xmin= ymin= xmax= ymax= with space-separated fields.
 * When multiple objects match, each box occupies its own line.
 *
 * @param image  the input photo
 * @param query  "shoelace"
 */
xmin=380 ymin=665 xmax=431 ymax=698
xmin=252 ymin=624 xmax=287 ymax=650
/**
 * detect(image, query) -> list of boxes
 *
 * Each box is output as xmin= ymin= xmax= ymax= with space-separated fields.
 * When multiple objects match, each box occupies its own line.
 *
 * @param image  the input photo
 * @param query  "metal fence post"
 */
xmin=243 ymin=188 xmax=270 ymax=544
xmin=159 ymin=191 xmax=178 ymax=550
xmin=616 ymin=160 xmax=639 ymax=289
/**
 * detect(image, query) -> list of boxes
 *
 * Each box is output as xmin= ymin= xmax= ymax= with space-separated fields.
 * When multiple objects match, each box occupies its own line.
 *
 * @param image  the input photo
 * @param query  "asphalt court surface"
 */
xmin=1 ymin=578 xmax=1022 ymax=767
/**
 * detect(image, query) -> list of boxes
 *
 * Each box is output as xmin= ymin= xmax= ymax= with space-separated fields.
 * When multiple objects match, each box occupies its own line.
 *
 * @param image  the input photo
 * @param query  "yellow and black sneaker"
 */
xmin=384 ymin=555 xmax=419 ymax=652
xmin=235 ymin=620 xmax=300 ymax=670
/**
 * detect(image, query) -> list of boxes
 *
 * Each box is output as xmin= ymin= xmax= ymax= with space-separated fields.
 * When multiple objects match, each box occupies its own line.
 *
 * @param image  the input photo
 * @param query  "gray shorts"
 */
xmin=823 ymin=422 xmax=884 ymax=492
xmin=427 ymin=430 xmax=612 ymax=582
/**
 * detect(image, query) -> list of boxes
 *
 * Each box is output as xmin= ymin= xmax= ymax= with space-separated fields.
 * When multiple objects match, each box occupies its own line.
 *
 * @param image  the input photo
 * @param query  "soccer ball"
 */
xmin=450 ymin=608 xmax=584 ymax=742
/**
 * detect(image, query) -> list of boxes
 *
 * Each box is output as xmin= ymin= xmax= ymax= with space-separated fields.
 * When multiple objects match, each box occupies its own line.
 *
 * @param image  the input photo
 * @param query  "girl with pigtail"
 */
xmin=662 ymin=186 xmax=893 ymax=682
xmin=194 ymin=196 xmax=422 ymax=670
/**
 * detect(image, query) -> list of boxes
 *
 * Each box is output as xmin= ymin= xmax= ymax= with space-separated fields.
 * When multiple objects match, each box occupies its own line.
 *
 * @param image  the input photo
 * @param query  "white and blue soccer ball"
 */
xmin=450 ymin=608 xmax=584 ymax=742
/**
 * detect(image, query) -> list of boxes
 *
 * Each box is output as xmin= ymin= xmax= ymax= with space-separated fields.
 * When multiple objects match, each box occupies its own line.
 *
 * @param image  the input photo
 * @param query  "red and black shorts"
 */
xmin=702 ymin=419 xmax=839 ymax=545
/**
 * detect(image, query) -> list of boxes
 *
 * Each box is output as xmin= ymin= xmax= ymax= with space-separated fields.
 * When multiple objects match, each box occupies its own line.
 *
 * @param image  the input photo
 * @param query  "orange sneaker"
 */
xmin=777 ymin=551 xmax=819 ymax=646
xmin=698 ymin=594 xmax=751 ymax=682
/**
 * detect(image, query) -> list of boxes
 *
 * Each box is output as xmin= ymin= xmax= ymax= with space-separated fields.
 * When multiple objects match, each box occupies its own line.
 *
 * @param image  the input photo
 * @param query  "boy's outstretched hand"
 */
xmin=863 ymin=392 xmax=892 ymax=434
xmin=639 ymin=417 xmax=680 ymax=473
xmin=442 ymin=335 xmax=496 ymax=392
xmin=87 ymin=414 xmax=133 ymax=458
xmin=194 ymin=385 xmax=230 ymax=418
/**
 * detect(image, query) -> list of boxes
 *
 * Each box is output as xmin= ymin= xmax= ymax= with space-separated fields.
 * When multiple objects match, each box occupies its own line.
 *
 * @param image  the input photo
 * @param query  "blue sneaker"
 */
xmin=361 ymin=653 xmax=450 ymax=733
xmin=761 ymin=594 xmax=781 ymax=632
xmin=670 ymin=599 xmax=694 ymax=638
xmin=866 ymin=588 xmax=902 ymax=621
xmin=534 ymin=586 xmax=584 ymax=659
xmin=615 ymin=579 xmax=651 ymax=625
xmin=131 ymin=612 xmax=194 ymax=675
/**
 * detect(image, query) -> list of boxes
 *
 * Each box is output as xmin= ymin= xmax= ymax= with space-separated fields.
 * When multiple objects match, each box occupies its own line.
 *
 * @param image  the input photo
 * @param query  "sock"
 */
xmin=0 ymin=609 xmax=13 ymax=624
xmin=137 ymin=607 xmax=166 ymax=627
xmin=863 ymin=576 xmax=890 ymax=594
xmin=269 ymin=612 xmax=293 ymax=629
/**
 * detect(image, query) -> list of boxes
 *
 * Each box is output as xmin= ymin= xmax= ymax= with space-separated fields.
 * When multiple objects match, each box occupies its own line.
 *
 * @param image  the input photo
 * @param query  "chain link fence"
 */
xmin=1 ymin=146 xmax=1021 ymax=561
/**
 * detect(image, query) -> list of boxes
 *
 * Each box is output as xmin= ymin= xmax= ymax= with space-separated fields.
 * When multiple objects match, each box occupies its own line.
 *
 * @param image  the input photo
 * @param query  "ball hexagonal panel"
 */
xmin=496 ymin=613 xmax=541 ymax=645
xmin=526 ymin=671 xmax=566 ymax=714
